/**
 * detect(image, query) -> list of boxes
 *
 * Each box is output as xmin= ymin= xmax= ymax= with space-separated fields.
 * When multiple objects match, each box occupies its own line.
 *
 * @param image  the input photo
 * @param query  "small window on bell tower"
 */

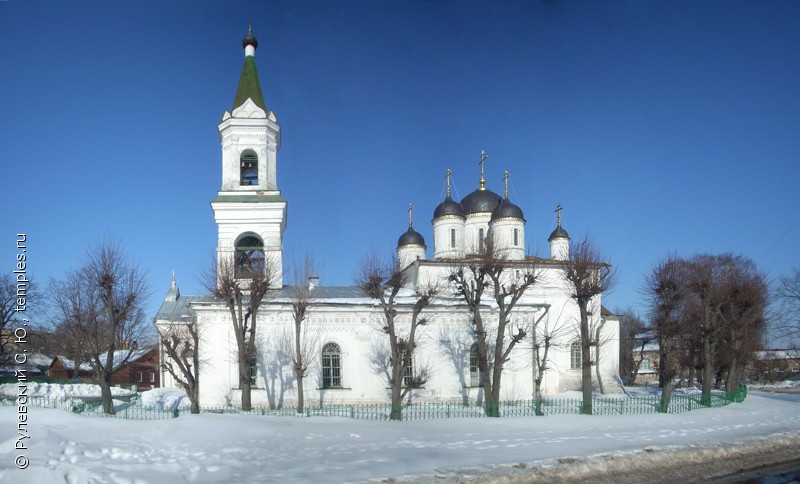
xmin=240 ymin=150 xmax=258 ymax=186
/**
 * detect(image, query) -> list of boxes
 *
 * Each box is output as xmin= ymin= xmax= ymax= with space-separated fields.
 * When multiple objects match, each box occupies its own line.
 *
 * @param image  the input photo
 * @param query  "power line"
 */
xmin=759 ymin=213 xmax=800 ymax=265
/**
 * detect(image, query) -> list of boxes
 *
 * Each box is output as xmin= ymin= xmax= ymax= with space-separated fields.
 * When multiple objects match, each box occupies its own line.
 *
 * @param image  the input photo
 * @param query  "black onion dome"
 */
xmin=548 ymin=225 xmax=570 ymax=241
xmin=461 ymin=188 xmax=502 ymax=215
xmin=398 ymin=227 xmax=426 ymax=248
xmin=433 ymin=195 xmax=465 ymax=220
xmin=491 ymin=199 xmax=525 ymax=222
xmin=242 ymin=31 xmax=259 ymax=49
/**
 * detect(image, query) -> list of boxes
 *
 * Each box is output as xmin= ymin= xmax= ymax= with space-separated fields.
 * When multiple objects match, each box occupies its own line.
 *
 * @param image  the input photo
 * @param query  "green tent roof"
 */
xmin=232 ymin=55 xmax=267 ymax=111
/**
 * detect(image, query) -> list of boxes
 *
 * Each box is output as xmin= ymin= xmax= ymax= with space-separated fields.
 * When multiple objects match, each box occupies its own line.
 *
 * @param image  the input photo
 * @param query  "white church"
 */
xmin=155 ymin=29 xmax=622 ymax=408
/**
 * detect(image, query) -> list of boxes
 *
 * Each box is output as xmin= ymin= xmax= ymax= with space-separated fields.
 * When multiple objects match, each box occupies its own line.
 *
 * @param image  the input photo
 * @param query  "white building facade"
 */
xmin=155 ymin=30 xmax=622 ymax=408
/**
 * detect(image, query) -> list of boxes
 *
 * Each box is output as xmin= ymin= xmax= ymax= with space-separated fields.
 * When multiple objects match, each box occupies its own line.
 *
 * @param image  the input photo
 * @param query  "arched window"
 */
xmin=249 ymin=354 xmax=258 ymax=386
xmin=235 ymin=235 xmax=265 ymax=278
xmin=240 ymin=150 xmax=258 ymax=186
xmin=402 ymin=356 xmax=414 ymax=387
xmin=570 ymin=342 xmax=581 ymax=370
xmin=469 ymin=343 xmax=483 ymax=387
xmin=321 ymin=343 xmax=341 ymax=388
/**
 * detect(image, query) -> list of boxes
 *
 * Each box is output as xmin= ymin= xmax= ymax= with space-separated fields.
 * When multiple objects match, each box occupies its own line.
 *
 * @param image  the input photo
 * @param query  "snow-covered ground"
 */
xmin=1 ymin=385 xmax=798 ymax=483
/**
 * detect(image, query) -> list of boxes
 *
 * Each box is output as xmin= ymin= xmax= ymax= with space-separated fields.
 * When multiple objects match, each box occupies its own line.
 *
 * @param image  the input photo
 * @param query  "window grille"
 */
xmin=235 ymin=235 xmax=265 ymax=278
xmin=322 ymin=343 xmax=342 ymax=388
xmin=403 ymin=356 xmax=413 ymax=387
xmin=570 ymin=342 xmax=581 ymax=370
xmin=249 ymin=356 xmax=258 ymax=386
xmin=469 ymin=344 xmax=483 ymax=387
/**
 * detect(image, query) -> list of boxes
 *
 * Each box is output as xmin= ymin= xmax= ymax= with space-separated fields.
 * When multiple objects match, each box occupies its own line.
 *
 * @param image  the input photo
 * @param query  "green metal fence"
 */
xmin=3 ymin=385 xmax=747 ymax=421
xmin=1 ymin=396 xmax=178 ymax=420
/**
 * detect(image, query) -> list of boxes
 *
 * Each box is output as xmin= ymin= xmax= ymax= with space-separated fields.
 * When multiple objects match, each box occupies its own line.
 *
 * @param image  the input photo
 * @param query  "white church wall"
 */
xmin=183 ymin=299 xmax=599 ymax=407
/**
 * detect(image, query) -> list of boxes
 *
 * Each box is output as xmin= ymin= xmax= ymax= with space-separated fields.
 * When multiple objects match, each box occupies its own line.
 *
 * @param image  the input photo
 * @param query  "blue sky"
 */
xmin=2 ymin=1 xmax=798 ymax=329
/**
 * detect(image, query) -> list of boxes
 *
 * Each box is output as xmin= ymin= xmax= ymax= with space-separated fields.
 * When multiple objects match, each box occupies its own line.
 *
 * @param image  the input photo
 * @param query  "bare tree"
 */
xmin=561 ymin=235 xmax=617 ymax=415
xmin=202 ymin=253 xmax=275 ymax=411
xmin=629 ymin=329 xmax=655 ymax=387
xmin=645 ymin=254 xmax=685 ymax=412
xmin=593 ymin=308 xmax=613 ymax=395
xmin=448 ymin=239 xmax=541 ymax=417
xmin=355 ymin=252 xmax=437 ymax=421
xmin=287 ymin=252 xmax=321 ymax=414
xmin=617 ymin=308 xmax=647 ymax=384
xmin=50 ymin=240 xmax=150 ymax=414
xmin=49 ymin=272 xmax=96 ymax=379
xmin=776 ymin=267 xmax=800 ymax=346
xmin=685 ymin=254 xmax=735 ymax=406
xmin=89 ymin=241 xmax=151 ymax=414
xmin=158 ymin=320 xmax=201 ymax=413
xmin=717 ymin=256 xmax=768 ymax=392
xmin=531 ymin=306 xmax=566 ymax=415
xmin=0 ymin=275 xmax=38 ymax=361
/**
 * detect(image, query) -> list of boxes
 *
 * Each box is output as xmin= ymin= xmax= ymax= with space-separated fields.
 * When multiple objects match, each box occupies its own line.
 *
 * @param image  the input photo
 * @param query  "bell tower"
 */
xmin=211 ymin=26 xmax=286 ymax=287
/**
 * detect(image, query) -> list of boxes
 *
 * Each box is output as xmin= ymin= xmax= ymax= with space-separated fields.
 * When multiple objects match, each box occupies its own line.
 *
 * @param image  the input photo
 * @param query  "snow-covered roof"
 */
xmin=54 ymin=347 xmax=156 ymax=373
xmin=635 ymin=329 xmax=657 ymax=340
xmin=756 ymin=349 xmax=799 ymax=360
xmin=102 ymin=347 xmax=155 ymax=370
xmin=155 ymin=284 xmax=551 ymax=322
xmin=53 ymin=356 xmax=94 ymax=372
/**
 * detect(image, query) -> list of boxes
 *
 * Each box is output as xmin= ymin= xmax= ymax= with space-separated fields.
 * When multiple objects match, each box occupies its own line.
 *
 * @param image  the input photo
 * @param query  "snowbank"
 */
xmin=749 ymin=379 xmax=800 ymax=390
xmin=137 ymin=387 xmax=191 ymax=410
xmin=0 ymin=382 xmax=134 ymax=399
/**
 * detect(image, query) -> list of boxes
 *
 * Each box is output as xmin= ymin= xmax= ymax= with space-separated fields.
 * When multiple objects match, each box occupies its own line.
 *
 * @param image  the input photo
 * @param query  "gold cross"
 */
xmin=479 ymin=150 xmax=487 ymax=188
